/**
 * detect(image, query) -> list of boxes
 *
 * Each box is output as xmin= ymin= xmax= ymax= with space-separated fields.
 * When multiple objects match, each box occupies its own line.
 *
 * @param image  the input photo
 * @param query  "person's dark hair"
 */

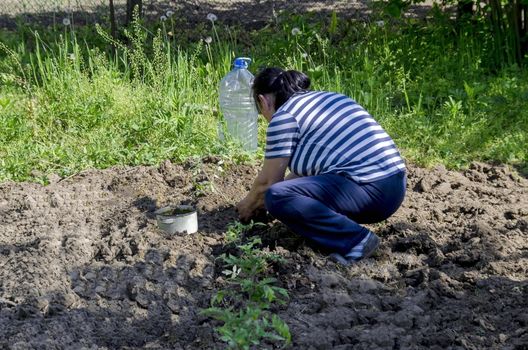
xmin=252 ymin=67 xmax=311 ymax=111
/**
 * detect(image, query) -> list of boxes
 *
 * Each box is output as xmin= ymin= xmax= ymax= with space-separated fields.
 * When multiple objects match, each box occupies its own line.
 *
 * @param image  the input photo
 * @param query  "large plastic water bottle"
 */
xmin=219 ymin=57 xmax=258 ymax=152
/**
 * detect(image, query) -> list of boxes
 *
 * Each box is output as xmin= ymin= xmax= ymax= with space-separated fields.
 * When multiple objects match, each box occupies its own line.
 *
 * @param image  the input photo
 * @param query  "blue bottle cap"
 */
xmin=233 ymin=57 xmax=251 ymax=69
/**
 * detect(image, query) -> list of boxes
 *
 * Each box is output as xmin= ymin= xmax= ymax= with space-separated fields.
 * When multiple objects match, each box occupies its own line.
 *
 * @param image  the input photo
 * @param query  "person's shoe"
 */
xmin=329 ymin=231 xmax=380 ymax=266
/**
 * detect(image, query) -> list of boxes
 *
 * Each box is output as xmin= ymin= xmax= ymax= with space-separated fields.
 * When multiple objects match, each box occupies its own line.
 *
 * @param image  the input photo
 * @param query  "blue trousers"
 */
xmin=264 ymin=171 xmax=406 ymax=255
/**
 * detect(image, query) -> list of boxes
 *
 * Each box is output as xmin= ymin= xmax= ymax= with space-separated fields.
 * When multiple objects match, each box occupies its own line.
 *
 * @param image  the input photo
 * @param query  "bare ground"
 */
xmin=0 ymin=158 xmax=527 ymax=349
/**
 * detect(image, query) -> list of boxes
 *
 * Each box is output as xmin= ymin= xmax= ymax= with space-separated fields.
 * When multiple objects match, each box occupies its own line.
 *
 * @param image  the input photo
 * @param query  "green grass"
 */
xmin=0 ymin=9 xmax=527 ymax=182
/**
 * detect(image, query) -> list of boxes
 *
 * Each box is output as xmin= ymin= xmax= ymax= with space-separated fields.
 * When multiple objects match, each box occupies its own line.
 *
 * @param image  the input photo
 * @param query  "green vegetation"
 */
xmin=202 ymin=223 xmax=290 ymax=349
xmin=0 ymin=6 xmax=527 ymax=183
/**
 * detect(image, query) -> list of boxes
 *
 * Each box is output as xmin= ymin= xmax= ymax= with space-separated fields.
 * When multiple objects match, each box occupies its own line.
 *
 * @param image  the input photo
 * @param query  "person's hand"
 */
xmin=236 ymin=197 xmax=255 ymax=223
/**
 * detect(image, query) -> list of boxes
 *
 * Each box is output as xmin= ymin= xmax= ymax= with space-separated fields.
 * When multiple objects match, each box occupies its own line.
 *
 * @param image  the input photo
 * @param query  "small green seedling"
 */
xmin=224 ymin=220 xmax=266 ymax=244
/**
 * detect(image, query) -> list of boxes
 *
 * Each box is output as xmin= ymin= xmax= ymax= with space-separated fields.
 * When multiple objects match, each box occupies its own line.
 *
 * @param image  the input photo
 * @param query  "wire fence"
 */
xmin=0 ymin=1 xmax=432 ymax=30
xmin=0 ymin=0 xmax=188 ymax=28
xmin=1 ymin=0 xmax=105 ymax=27
xmin=1 ymin=0 xmax=108 ymax=15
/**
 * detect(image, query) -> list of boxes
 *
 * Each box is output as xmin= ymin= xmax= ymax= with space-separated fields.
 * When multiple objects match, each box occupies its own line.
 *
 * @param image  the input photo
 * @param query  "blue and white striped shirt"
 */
xmin=265 ymin=91 xmax=405 ymax=183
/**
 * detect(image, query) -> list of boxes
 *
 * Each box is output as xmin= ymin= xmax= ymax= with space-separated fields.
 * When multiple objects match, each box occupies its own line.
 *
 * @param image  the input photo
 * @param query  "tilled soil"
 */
xmin=0 ymin=158 xmax=527 ymax=349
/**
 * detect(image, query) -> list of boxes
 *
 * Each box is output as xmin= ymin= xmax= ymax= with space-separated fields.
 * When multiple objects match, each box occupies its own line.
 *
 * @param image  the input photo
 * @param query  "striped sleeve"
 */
xmin=265 ymin=111 xmax=299 ymax=159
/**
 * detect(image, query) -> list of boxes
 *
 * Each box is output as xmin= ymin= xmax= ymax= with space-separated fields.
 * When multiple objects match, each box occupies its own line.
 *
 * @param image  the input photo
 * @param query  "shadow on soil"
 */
xmin=0 ymin=250 xmax=216 ymax=348
xmin=513 ymin=162 xmax=528 ymax=179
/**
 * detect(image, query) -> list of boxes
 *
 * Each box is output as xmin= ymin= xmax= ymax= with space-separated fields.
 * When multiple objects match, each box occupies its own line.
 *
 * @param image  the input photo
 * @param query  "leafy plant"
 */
xmin=201 ymin=306 xmax=291 ymax=350
xmin=203 ymin=232 xmax=290 ymax=349
xmin=224 ymin=221 xmax=266 ymax=244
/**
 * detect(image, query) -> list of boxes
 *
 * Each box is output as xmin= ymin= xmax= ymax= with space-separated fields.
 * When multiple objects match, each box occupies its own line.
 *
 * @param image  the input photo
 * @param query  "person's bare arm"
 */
xmin=285 ymin=172 xmax=299 ymax=180
xmin=237 ymin=157 xmax=290 ymax=221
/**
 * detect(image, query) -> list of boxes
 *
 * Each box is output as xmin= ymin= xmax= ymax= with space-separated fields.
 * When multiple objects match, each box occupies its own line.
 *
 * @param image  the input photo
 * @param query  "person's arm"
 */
xmin=237 ymin=157 xmax=290 ymax=221
xmin=285 ymin=172 xmax=299 ymax=180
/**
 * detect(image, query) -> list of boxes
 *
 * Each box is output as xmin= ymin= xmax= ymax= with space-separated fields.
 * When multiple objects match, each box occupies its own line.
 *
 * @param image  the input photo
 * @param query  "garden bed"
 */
xmin=0 ymin=158 xmax=527 ymax=349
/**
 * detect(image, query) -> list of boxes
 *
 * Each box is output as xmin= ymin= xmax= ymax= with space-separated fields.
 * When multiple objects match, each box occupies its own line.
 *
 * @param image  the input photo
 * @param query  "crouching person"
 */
xmin=236 ymin=67 xmax=406 ymax=265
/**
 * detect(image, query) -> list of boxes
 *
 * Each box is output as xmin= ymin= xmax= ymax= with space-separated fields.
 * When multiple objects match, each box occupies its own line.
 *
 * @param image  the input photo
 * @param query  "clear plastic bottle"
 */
xmin=219 ymin=57 xmax=258 ymax=152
